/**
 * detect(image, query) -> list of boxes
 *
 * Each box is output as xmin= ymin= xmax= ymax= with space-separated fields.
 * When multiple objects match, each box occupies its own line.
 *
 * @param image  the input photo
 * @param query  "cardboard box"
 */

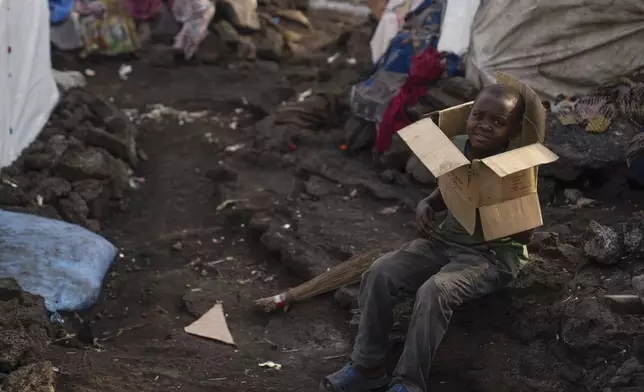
xmin=398 ymin=73 xmax=559 ymax=240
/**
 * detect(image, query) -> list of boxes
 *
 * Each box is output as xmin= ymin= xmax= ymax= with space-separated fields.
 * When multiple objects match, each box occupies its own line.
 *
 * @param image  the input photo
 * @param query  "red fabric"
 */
xmin=376 ymin=47 xmax=445 ymax=153
xmin=124 ymin=0 xmax=165 ymax=20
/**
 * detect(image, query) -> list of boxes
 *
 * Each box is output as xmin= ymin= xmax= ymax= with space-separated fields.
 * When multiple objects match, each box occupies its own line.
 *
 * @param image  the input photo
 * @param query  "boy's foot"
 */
xmin=387 ymin=385 xmax=408 ymax=392
xmin=320 ymin=364 xmax=389 ymax=392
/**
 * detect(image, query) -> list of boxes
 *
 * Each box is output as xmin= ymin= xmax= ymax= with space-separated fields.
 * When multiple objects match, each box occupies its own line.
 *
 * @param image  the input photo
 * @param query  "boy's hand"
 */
xmin=416 ymin=198 xmax=435 ymax=239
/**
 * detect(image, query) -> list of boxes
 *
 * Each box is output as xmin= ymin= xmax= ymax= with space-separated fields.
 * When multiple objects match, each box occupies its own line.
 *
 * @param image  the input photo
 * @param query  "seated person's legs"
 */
xmin=322 ymin=239 xmax=449 ymax=392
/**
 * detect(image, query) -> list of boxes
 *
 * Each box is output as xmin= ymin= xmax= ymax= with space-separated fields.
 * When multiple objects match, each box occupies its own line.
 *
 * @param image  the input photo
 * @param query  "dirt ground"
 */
xmin=33 ymin=10 xmax=644 ymax=392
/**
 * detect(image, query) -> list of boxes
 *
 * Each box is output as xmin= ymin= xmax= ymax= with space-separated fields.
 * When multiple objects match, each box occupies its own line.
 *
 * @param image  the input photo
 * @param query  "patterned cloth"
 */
xmin=172 ymin=0 xmax=215 ymax=59
xmin=124 ymin=0 xmax=165 ymax=20
xmin=350 ymin=1 xmax=444 ymax=124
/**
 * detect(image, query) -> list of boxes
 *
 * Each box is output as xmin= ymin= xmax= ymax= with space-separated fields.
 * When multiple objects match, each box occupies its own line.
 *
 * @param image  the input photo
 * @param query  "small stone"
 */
xmin=172 ymin=242 xmax=183 ymax=252
xmin=334 ymin=285 xmax=359 ymax=309
xmin=58 ymin=192 xmax=90 ymax=226
xmin=73 ymin=179 xmax=109 ymax=219
xmin=583 ymin=221 xmax=621 ymax=265
xmin=56 ymin=148 xmax=113 ymax=181
xmin=527 ymin=231 xmax=559 ymax=252
xmin=30 ymin=177 xmax=72 ymax=204
xmin=304 ymin=176 xmax=330 ymax=198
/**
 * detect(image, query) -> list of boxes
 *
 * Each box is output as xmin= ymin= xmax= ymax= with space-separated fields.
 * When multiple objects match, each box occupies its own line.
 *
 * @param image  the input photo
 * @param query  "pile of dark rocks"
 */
xmin=0 ymin=88 xmax=140 ymax=232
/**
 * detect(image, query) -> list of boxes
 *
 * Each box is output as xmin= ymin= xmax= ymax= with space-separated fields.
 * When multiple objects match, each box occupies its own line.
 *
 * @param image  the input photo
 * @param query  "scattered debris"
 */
xmin=322 ymin=353 xmax=348 ymax=361
xmin=327 ymin=52 xmax=340 ymax=64
xmin=216 ymin=198 xmax=249 ymax=212
xmin=258 ymin=361 xmax=282 ymax=370
xmin=124 ymin=104 xmax=210 ymax=124
xmin=297 ymin=89 xmax=313 ymax=102
xmin=99 ymin=323 xmax=148 ymax=342
xmin=379 ymin=206 xmax=400 ymax=215
xmin=118 ymin=64 xmax=133 ymax=80
xmin=563 ymin=188 xmax=598 ymax=209
xmin=224 ymin=143 xmax=246 ymax=153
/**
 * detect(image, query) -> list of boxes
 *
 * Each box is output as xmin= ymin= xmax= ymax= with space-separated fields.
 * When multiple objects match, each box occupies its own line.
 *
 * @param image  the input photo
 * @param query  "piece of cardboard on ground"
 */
xmin=184 ymin=303 xmax=235 ymax=346
xmin=399 ymin=72 xmax=558 ymax=240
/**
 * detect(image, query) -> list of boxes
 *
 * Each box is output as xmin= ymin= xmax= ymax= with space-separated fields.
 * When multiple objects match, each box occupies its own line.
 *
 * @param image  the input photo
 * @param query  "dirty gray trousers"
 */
xmin=350 ymin=239 xmax=519 ymax=392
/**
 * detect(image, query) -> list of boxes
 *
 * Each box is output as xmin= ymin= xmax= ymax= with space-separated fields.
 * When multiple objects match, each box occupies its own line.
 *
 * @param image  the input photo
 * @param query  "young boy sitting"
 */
xmin=321 ymin=84 xmax=535 ymax=392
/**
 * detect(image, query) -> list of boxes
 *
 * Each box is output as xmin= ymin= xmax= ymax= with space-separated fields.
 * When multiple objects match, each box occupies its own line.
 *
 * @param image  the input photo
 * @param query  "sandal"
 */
xmin=320 ymin=364 xmax=389 ymax=392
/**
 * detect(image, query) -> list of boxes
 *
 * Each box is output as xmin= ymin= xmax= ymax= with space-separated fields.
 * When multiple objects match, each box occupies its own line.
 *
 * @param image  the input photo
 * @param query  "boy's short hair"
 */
xmin=477 ymin=84 xmax=526 ymax=125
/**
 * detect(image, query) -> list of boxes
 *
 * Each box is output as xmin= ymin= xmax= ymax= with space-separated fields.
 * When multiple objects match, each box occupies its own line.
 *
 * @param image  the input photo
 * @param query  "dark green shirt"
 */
xmin=437 ymin=135 xmax=529 ymax=268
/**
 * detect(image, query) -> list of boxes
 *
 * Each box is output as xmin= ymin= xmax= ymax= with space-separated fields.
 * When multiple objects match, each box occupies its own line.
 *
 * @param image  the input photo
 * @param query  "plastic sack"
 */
xmin=0 ymin=210 xmax=117 ymax=312
xmin=436 ymin=0 xmax=479 ymax=56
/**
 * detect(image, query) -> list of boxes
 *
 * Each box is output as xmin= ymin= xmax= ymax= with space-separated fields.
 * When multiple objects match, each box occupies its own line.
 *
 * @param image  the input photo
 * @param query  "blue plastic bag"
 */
xmin=0 ymin=210 xmax=117 ymax=312
xmin=49 ymin=0 xmax=76 ymax=24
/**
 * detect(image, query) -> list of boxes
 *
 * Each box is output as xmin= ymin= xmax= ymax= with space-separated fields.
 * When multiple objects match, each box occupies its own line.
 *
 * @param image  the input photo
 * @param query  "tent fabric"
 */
xmin=466 ymin=0 xmax=644 ymax=100
xmin=0 ymin=0 xmax=59 ymax=168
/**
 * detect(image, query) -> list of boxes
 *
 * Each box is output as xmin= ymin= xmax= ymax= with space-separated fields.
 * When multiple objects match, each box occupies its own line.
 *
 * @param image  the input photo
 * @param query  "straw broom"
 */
xmin=253 ymin=248 xmax=385 ymax=312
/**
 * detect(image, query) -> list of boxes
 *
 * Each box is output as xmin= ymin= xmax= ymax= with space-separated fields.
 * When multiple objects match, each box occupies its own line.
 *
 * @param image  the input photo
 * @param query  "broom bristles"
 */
xmin=253 ymin=248 xmax=384 ymax=312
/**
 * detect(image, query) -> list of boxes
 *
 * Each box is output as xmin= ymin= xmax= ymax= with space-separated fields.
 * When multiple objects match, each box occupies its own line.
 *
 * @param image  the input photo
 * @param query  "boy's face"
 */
xmin=466 ymin=91 xmax=520 ymax=151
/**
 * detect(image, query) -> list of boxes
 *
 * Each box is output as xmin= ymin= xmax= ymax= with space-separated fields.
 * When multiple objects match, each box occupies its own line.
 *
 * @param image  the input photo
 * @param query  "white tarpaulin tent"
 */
xmin=465 ymin=0 xmax=644 ymax=99
xmin=0 ymin=0 xmax=59 ymax=168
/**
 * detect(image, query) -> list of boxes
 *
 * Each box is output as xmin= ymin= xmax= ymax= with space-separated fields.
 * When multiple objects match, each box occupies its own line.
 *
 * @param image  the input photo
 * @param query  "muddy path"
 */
xmin=44 ymin=13 xmax=644 ymax=392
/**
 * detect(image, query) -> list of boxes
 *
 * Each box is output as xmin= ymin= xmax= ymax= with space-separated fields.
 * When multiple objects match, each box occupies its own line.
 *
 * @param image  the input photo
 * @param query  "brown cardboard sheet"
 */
xmin=184 ymin=303 xmax=235 ymax=346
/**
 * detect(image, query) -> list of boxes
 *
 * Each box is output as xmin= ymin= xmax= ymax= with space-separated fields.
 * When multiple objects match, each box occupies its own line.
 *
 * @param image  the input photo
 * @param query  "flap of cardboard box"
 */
xmin=398 ymin=117 xmax=470 ymax=177
xmin=480 ymin=143 xmax=559 ymax=177
xmin=479 ymin=193 xmax=543 ymax=241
